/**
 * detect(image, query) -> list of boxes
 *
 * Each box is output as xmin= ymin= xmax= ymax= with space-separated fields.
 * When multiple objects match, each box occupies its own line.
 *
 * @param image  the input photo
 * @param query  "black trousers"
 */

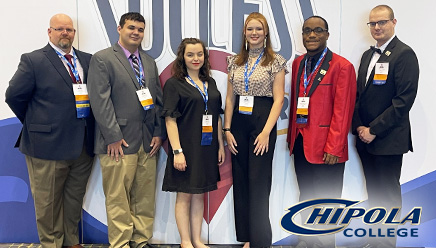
xmin=356 ymin=139 xmax=403 ymax=247
xmin=231 ymin=96 xmax=276 ymax=248
xmin=293 ymin=134 xmax=345 ymax=248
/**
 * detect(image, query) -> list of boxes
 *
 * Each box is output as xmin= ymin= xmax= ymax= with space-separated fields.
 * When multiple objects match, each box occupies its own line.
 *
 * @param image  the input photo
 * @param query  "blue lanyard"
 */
xmin=187 ymin=75 xmax=208 ymax=113
xmin=56 ymin=49 xmax=81 ymax=83
xmin=303 ymin=47 xmax=327 ymax=96
xmin=132 ymin=55 xmax=145 ymax=88
xmin=244 ymin=50 xmax=264 ymax=92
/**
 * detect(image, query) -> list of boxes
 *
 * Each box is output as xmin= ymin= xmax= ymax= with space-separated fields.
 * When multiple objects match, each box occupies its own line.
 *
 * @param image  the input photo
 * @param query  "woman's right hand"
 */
xmin=174 ymin=153 xmax=187 ymax=171
xmin=225 ymin=131 xmax=238 ymax=155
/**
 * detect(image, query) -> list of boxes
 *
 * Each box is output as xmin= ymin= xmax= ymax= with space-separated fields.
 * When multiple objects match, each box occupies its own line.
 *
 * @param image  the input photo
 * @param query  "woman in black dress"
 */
xmin=162 ymin=38 xmax=225 ymax=248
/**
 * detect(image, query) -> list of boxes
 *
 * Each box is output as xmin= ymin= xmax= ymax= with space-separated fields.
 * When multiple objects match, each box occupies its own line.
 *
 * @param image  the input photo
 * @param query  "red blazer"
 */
xmin=287 ymin=49 xmax=356 ymax=164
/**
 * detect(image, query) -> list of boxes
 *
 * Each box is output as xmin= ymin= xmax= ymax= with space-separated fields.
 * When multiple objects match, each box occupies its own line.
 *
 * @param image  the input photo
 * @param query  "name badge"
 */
xmin=296 ymin=97 xmax=309 ymax=128
xmin=136 ymin=88 xmax=155 ymax=110
xmin=201 ymin=114 xmax=213 ymax=146
xmin=73 ymin=84 xmax=90 ymax=118
xmin=239 ymin=95 xmax=254 ymax=115
xmin=373 ymin=62 xmax=389 ymax=85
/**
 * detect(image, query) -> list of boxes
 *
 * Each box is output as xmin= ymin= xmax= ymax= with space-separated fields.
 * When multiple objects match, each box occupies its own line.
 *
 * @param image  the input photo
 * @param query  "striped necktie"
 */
xmin=130 ymin=54 xmax=141 ymax=79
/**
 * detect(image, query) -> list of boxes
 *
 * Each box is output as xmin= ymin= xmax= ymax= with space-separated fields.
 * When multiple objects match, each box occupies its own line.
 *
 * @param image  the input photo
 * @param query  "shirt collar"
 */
xmin=376 ymin=34 xmax=396 ymax=53
xmin=118 ymin=41 xmax=140 ymax=59
xmin=48 ymin=41 xmax=74 ymax=57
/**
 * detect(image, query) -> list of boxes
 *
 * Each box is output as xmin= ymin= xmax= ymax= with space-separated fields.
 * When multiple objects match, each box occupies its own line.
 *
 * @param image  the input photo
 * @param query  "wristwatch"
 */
xmin=173 ymin=149 xmax=183 ymax=155
xmin=222 ymin=128 xmax=231 ymax=135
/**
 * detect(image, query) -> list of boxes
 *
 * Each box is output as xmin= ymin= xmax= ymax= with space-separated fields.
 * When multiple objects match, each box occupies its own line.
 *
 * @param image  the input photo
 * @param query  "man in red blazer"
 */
xmin=287 ymin=16 xmax=356 ymax=248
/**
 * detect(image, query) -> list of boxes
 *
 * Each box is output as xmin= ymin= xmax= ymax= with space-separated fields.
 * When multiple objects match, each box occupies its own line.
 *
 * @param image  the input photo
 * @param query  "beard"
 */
xmin=58 ymin=38 xmax=72 ymax=50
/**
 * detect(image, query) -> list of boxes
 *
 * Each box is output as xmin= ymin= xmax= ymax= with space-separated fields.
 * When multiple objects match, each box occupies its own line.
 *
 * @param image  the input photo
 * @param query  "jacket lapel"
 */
xmin=43 ymin=44 xmax=74 ymax=89
xmin=363 ymin=36 xmax=398 ymax=92
xmin=295 ymin=49 xmax=333 ymax=98
xmin=74 ymin=48 xmax=88 ymax=83
xmin=360 ymin=50 xmax=373 ymax=92
xmin=295 ymin=55 xmax=306 ymax=99
xmin=307 ymin=49 xmax=332 ymax=97
xmin=113 ymin=43 xmax=140 ymax=90
xmin=377 ymin=36 xmax=398 ymax=63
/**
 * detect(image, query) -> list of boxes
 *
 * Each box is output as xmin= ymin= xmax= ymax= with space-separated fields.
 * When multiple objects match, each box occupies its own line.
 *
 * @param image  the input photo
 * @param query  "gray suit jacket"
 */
xmin=88 ymin=43 xmax=166 ymax=154
xmin=5 ymin=44 xmax=94 ymax=160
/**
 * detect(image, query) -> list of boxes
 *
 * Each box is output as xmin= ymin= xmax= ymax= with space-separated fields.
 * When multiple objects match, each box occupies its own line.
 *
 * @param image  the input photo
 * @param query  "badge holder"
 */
xmin=201 ymin=114 xmax=213 ymax=146
xmin=136 ymin=87 xmax=155 ymax=110
xmin=239 ymin=95 xmax=254 ymax=115
xmin=373 ymin=62 xmax=389 ymax=85
xmin=296 ymin=97 xmax=309 ymax=128
xmin=73 ymin=84 xmax=90 ymax=118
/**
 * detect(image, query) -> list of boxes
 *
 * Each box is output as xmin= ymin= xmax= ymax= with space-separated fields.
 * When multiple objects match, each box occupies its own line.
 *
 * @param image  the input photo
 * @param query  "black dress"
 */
xmin=161 ymin=77 xmax=222 ymax=194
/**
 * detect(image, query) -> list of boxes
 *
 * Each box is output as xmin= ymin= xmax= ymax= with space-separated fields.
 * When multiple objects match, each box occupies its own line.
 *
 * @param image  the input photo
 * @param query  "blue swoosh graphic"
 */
xmin=0 ymin=176 xmax=28 ymax=203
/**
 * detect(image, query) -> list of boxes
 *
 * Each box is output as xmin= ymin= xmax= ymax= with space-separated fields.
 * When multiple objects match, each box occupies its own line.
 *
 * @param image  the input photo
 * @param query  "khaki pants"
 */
xmin=99 ymin=145 xmax=157 ymax=248
xmin=25 ymin=148 xmax=93 ymax=248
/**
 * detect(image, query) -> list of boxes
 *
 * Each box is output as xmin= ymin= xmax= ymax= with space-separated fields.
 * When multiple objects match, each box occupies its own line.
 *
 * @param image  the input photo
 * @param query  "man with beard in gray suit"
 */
xmin=88 ymin=12 xmax=165 ymax=248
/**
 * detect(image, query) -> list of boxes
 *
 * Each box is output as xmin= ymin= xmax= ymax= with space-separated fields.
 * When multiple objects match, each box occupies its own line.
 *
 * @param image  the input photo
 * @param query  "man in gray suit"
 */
xmin=5 ymin=14 xmax=94 ymax=248
xmin=88 ymin=12 xmax=165 ymax=248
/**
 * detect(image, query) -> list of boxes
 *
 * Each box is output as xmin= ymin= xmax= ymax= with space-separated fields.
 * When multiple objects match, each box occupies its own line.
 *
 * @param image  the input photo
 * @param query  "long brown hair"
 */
xmin=234 ymin=12 xmax=275 ymax=66
xmin=171 ymin=38 xmax=211 ymax=82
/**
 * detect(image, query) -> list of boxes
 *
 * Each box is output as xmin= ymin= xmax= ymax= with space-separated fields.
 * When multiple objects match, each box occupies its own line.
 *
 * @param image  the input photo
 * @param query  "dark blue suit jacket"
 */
xmin=5 ymin=43 xmax=94 ymax=160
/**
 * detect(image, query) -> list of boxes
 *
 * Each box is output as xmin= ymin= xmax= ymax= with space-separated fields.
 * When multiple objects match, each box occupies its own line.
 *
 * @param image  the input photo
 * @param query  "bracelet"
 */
xmin=222 ymin=128 xmax=231 ymax=132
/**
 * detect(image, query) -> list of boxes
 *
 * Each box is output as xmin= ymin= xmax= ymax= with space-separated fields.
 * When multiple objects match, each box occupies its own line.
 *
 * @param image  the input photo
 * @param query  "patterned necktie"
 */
xmin=306 ymin=56 xmax=313 ymax=75
xmin=130 ymin=54 xmax=141 ymax=79
xmin=64 ymin=54 xmax=81 ymax=83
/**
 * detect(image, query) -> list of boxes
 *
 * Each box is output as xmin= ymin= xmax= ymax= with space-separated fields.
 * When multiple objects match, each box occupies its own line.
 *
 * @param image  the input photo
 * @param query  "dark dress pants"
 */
xmin=293 ymin=134 xmax=345 ymax=248
xmin=356 ymin=139 xmax=403 ymax=248
xmin=231 ymin=96 xmax=276 ymax=248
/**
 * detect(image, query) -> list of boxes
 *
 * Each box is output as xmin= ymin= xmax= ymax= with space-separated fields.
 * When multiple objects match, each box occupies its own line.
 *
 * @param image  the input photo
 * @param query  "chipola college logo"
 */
xmin=281 ymin=199 xmax=421 ymax=239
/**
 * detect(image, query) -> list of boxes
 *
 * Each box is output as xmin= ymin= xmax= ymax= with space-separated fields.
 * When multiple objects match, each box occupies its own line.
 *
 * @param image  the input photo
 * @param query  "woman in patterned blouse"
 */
xmin=224 ymin=12 xmax=288 ymax=248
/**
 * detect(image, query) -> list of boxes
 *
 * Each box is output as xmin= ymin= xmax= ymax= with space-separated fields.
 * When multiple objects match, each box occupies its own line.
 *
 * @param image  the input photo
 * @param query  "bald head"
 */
xmin=371 ymin=5 xmax=395 ymax=20
xmin=48 ymin=14 xmax=76 ymax=53
xmin=50 ymin=14 xmax=73 ymax=27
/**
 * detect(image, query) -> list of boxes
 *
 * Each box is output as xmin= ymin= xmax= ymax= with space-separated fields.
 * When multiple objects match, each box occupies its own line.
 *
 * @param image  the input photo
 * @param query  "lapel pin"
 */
xmin=320 ymin=69 xmax=326 ymax=75
xmin=385 ymin=51 xmax=391 ymax=56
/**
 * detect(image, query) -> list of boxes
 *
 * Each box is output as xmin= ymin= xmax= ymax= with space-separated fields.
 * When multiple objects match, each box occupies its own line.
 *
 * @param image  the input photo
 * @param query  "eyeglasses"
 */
xmin=302 ymin=27 xmax=328 ymax=35
xmin=50 ymin=27 xmax=75 ymax=33
xmin=367 ymin=19 xmax=392 ymax=28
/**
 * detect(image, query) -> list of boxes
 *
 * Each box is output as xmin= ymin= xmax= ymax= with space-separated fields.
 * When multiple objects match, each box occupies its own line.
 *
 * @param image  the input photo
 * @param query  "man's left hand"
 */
xmin=149 ymin=137 xmax=162 ymax=156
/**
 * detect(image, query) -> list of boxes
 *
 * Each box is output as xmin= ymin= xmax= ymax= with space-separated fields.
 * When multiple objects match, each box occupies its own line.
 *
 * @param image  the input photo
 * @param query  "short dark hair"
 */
xmin=303 ymin=15 xmax=329 ymax=31
xmin=372 ymin=5 xmax=395 ymax=19
xmin=119 ymin=12 xmax=145 ymax=28
xmin=172 ymin=38 xmax=211 ymax=82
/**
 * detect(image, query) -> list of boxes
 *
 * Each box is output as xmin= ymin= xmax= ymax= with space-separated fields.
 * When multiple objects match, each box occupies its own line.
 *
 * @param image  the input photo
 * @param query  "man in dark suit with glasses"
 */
xmin=353 ymin=5 xmax=419 ymax=248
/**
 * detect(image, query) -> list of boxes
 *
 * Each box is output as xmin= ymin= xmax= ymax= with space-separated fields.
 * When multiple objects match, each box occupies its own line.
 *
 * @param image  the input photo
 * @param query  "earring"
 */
xmin=245 ymin=39 xmax=248 ymax=51
xmin=264 ymin=36 xmax=267 ymax=48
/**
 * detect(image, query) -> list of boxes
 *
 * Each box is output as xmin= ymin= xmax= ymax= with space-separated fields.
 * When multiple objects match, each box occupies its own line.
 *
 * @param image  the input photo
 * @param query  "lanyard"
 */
xmin=56 ymin=49 xmax=81 ymax=84
xmin=244 ymin=50 xmax=264 ymax=92
xmin=303 ymin=47 xmax=327 ymax=96
xmin=132 ymin=55 xmax=145 ymax=88
xmin=187 ymin=75 xmax=208 ymax=113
